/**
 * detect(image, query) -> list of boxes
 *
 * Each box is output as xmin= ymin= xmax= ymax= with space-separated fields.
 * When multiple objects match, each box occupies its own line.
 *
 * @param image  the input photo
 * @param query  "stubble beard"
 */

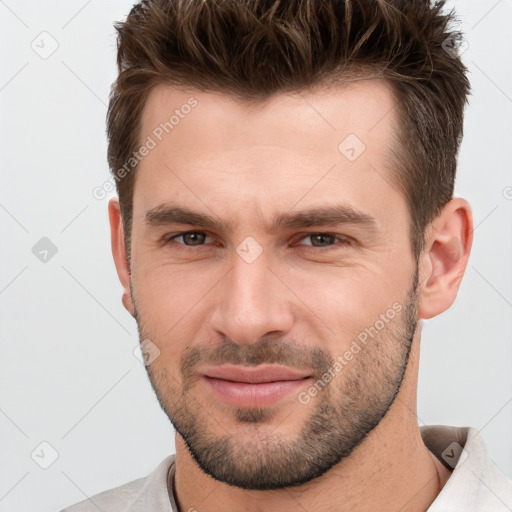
xmin=133 ymin=267 xmax=419 ymax=490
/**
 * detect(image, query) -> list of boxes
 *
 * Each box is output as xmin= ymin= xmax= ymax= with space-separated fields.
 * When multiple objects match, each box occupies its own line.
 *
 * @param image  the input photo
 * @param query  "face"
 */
xmin=128 ymin=80 xmax=419 ymax=489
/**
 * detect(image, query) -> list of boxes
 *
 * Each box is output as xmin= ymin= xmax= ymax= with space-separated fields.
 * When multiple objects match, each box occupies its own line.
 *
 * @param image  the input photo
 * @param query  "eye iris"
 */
xmin=311 ymin=234 xmax=335 ymax=246
xmin=183 ymin=232 xmax=205 ymax=245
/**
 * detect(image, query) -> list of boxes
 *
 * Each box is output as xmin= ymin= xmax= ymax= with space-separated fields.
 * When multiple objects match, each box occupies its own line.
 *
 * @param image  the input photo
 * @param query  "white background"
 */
xmin=1 ymin=1 xmax=511 ymax=511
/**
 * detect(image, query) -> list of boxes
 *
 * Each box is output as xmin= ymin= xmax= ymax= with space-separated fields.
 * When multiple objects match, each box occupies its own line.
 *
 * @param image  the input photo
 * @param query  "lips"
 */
xmin=202 ymin=364 xmax=311 ymax=408
xmin=204 ymin=364 xmax=310 ymax=383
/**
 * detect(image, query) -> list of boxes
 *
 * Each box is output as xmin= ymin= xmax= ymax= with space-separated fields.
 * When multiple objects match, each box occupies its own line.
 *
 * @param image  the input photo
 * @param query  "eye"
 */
xmin=296 ymin=233 xmax=352 ymax=248
xmin=167 ymin=231 xmax=214 ymax=247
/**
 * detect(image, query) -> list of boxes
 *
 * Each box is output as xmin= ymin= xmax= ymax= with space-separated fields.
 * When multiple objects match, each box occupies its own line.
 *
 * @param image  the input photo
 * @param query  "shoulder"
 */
xmin=60 ymin=455 xmax=176 ymax=512
xmin=423 ymin=425 xmax=512 ymax=511
xmin=60 ymin=477 xmax=147 ymax=512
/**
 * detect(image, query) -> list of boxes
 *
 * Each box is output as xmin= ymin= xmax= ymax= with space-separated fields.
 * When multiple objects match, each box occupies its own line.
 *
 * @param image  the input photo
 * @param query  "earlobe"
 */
xmin=418 ymin=198 xmax=473 ymax=320
xmin=108 ymin=198 xmax=135 ymax=317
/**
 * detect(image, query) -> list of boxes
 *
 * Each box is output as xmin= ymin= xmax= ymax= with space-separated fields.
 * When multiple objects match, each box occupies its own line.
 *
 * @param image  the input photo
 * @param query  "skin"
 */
xmin=109 ymin=79 xmax=473 ymax=511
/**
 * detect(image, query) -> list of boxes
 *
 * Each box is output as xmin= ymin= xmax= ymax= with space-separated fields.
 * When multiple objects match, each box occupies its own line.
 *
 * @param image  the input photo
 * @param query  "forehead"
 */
xmin=140 ymin=79 xmax=398 ymax=156
xmin=134 ymin=79 xmax=403 ymax=226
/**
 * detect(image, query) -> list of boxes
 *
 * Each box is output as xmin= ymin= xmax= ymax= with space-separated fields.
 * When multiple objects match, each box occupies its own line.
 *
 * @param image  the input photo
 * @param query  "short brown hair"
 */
xmin=107 ymin=0 xmax=470 ymax=262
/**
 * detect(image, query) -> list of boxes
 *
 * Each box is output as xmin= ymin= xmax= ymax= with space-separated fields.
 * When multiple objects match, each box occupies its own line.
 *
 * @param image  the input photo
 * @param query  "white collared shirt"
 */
xmin=61 ymin=425 xmax=512 ymax=511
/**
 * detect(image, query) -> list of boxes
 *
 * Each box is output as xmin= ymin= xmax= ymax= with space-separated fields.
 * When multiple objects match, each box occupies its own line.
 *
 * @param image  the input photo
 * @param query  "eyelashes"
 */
xmin=165 ymin=230 xmax=354 ymax=253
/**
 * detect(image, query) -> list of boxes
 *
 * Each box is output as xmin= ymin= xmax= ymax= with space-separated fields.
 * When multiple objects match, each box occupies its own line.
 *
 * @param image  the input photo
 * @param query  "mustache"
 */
xmin=181 ymin=337 xmax=335 ymax=382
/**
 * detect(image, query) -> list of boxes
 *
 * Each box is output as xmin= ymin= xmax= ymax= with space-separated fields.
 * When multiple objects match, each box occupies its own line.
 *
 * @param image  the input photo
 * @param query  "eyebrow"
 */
xmin=144 ymin=204 xmax=378 ymax=234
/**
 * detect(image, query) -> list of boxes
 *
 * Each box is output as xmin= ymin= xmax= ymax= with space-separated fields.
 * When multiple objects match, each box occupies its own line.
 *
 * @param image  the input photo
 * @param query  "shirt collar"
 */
xmin=422 ymin=425 xmax=512 ymax=511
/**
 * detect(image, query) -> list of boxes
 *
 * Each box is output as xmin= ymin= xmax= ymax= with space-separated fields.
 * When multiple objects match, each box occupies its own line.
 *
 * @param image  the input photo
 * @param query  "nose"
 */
xmin=210 ymin=249 xmax=294 ymax=345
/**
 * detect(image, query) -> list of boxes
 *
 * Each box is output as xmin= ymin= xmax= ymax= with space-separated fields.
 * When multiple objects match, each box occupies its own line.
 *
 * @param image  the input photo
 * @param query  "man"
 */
xmin=63 ymin=0 xmax=512 ymax=510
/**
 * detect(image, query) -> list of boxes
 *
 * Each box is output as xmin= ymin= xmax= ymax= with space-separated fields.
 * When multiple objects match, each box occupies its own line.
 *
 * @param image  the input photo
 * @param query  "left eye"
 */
xmin=297 ymin=234 xmax=350 ymax=248
xmin=169 ymin=231 xmax=213 ymax=246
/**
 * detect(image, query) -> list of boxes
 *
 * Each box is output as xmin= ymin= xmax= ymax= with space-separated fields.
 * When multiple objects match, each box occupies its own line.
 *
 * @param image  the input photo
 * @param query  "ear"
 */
xmin=418 ymin=198 xmax=473 ymax=320
xmin=108 ymin=198 xmax=135 ymax=317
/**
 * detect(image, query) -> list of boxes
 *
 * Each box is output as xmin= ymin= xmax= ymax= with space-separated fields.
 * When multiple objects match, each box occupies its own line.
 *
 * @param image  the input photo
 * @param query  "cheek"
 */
xmin=282 ymin=264 xmax=405 ymax=347
xmin=132 ymin=262 xmax=223 ymax=342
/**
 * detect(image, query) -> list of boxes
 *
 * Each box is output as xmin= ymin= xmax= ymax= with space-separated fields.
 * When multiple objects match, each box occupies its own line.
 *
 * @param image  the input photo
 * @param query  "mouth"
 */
xmin=202 ymin=364 xmax=312 ymax=408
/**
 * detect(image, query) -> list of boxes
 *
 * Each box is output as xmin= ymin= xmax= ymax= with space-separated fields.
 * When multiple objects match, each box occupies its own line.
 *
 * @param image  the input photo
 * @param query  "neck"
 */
xmin=172 ymin=333 xmax=451 ymax=512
